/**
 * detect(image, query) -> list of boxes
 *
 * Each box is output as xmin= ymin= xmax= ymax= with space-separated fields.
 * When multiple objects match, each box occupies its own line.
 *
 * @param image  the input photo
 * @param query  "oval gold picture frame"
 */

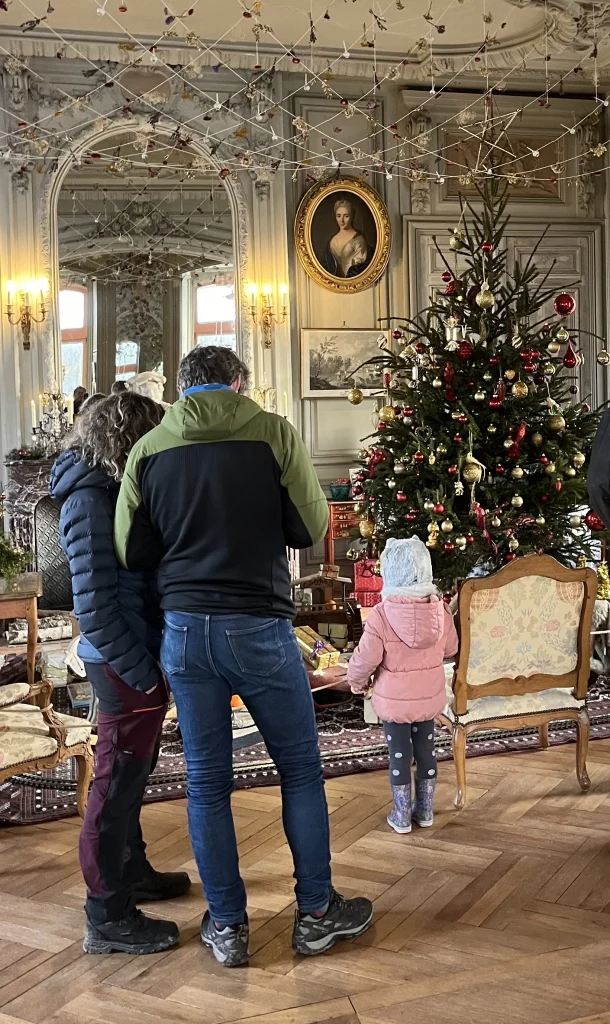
xmin=294 ymin=177 xmax=392 ymax=294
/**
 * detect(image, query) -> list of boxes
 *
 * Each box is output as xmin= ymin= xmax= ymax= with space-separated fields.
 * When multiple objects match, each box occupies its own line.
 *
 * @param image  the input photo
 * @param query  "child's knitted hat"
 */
xmin=380 ymin=536 xmax=438 ymax=599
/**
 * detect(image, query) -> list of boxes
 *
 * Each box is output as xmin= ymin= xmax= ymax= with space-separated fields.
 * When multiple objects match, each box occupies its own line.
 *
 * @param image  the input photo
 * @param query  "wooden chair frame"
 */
xmin=439 ymin=554 xmax=597 ymax=810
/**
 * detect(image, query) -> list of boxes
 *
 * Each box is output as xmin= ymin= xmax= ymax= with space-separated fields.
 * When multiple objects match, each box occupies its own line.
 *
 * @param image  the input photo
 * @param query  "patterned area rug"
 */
xmin=2 ymin=680 xmax=610 ymax=824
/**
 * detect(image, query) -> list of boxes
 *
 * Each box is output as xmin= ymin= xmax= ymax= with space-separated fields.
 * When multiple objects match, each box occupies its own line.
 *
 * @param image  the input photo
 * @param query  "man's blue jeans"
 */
xmin=161 ymin=612 xmax=332 ymax=927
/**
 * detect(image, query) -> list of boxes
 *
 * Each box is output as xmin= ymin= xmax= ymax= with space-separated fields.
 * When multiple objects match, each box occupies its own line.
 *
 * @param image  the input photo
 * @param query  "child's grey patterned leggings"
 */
xmin=382 ymin=720 xmax=437 ymax=784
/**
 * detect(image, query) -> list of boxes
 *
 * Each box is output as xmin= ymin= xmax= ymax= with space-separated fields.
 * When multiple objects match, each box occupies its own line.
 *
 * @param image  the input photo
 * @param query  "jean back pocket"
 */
xmin=161 ymin=620 xmax=187 ymax=674
xmin=227 ymin=619 xmax=287 ymax=676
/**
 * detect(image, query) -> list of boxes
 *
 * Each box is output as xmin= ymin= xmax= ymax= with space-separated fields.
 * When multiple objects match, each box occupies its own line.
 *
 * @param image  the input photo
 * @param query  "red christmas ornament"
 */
xmin=444 ymin=542 xmax=455 ymax=553
xmin=530 ymin=351 xmax=540 ymax=360
xmin=539 ymin=455 xmax=549 ymax=464
xmin=396 ymin=491 xmax=407 ymax=503
xmin=458 ymin=414 xmax=468 ymax=424
xmin=453 ymin=434 xmax=463 ymax=443
xmin=584 ymin=402 xmax=591 ymax=412
xmin=523 ymin=361 xmax=536 ymax=373
xmin=352 ymin=484 xmax=363 ymax=495
xmin=585 ymin=509 xmax=605 ymax=531
xmin=555 ymin=480 xmax=563 ymax=492
xmin=403 ymin=407 xmax=414 ymax=416
xmin=383 ymin=372 xmax=391 ymax=386
xmin=441 ymin=271 xmax=452 ymax=283
xmin=520 ymin=351 xmax=531 ymax=361
xmin=542 ymin=323 xmax=551 ymax=334
xmin=448 ymin=465 xmax=458 ymax=476
xmin=562 ymin=341 xmax=578 ymax=369
xmin=443 ymin=594 xmax=452 ymax=604
xmin=392 ymin=329 xmax=402 ymax=340
xmin=413 ymin=451 xmax=425 ymax=463
xmin=496 ymin=381 xmax=506 ymax=402
xmin=356 ymin=472 xmax=365 ymax=481
xmin=570 ymin=385 xmax=579 ymax=395
xmin=481 ymin=241 xmax=493 ymax=253
xmin=495 ymin=465 xmax=505 ymax=474
xmin=489 ymin=397 xmax=502 ymax=409
xmin=444 ymin=362 xmax=455 ymax=384
xmin=433 ymin=503 xmax=445 ymax=514
xmin=466 ymin=534 xmax=475 ymax=545
xmin=489 ymin=356 xmax=499 ymax=366
xmin=541 ymin=494 xmax=549 ymax=503
xmin=505 ymin=552 xmax=517 ymax=562
xmin=377 ymin=422 xmax=386 ymax=430
xmin=553 ymin=292 xmax=576 ymax=317
xmin=458 ymin=341 xmax=473 ymax=361
xmin=405 ymin=512 xmax=418 ymax=522
xmin=415 ymin=342 xmax=426 ymax=354
xmin=534 ymin=374 xmax=545 ymax=386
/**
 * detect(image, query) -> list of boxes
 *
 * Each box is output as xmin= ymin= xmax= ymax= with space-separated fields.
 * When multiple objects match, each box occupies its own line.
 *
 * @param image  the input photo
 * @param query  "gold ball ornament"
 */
xmin=544 ymin=463 xmax=556 ymax=475
xmin=432 ymin=377 xmax=443 ymax=388
xmin=542 ymin=363 xmax=556 ymax=378
xmin=449 ymin=229 xmax=466 ymax=251
xmin=547 ymin=340 xmax=561 ymax=356
xmin=512 ymin=380 xmax=529 ymax=399
xmin=394 ymin=461 xmax=406 ymax=474
xmin=573 ymin=452 xmax=586 ymax=468
xmin=455 ymin=535 xmax=467 ymax=550
xmin=511 ymin=494 xmax=524 ymax=508
xmin=565 ymin=467 xmax=577 ymax=477
xmin=424 ymin=499 xmax=435 ymax=511
xmin=427 ymin=522 xmax=440 ymax=534
xmin=436 ymin=444 xmax=448 ymax=455
xmin=504 ymin=439 xmax=514 ymax=450
xmin=347 ymin=387 xmax=364 ymax=405
xmin=462 ymin=454 xmax=483 ymax=485
xmin=476 ymin=284 xmax=495 ymax=310
xmin=491 ymin=516 xmax=502 ymax=528
xmin=536 ymin=516 xmax=546 ymax=526
xmin=487 ymin=424 xmax=497 ymax=434
xmin=378 ymin=405 xmax=396 ymax=423
xmin=508 ymin=537 xmax=520 ymax=552
xmin=545 ymin=413 xmax=566 ymax=433
xmin=532 ymin=432 xmax=543 ymax=446
xmin=441 ymin=519 xmax=454 ymax=533
xmin=474 ymin=390 xmax=486 ymax=402
xmin=353 ymin=502 xmax=364 ymax=514
xmin=597 ymin=350 xmax=610 ymax=366
xmin=387 ymin=478 xmax=397 ymax=489
xmin=569 ymin=514 xmax=582 ymax=528
xmin=511 ymin=467 xmax=524 ymax=479
xmin=504 ymin=369 xmax=517 ymax=381
xmin=359 ymin=519 xmax=375 ymax=539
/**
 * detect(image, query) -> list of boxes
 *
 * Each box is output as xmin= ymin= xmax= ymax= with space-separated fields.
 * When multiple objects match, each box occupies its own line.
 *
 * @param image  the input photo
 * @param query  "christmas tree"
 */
xmin=348 ymin=183 xmax=607 ymax=591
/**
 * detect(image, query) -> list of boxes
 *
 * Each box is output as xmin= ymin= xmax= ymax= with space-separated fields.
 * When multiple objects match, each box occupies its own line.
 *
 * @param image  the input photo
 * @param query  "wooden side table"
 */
xmin=324 ymin=501 xmax=360 ymax=565
xmin=0 ymin=573 xmax=43 ymax=688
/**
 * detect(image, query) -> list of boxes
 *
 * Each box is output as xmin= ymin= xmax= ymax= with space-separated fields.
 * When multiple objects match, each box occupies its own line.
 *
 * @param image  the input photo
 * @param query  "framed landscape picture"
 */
xmin=301 ymin=328 xmax=390 ymax=398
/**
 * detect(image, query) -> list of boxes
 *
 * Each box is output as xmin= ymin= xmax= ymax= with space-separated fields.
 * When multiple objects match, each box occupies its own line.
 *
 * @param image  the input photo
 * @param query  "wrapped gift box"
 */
xmin=294 ymin=626 xmax=341 ymax=670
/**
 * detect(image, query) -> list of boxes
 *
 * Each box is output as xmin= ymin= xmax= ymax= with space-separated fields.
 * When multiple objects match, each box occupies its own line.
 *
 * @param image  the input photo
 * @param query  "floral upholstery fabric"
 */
xmin=466 ymin=575 xmax=583 ymax=687
xmin=0 ymin=683 xmax=31 ymax=709
xmin=0 ymin=703 xmax=91 ymax=771
xmin=443 ymin=686 xmax=584 ymax=726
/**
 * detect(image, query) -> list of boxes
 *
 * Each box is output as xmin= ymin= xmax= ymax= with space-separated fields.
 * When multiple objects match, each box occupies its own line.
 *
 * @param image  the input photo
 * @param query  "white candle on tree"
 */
xmin=30 ymin=400 xmax=37 ymax=430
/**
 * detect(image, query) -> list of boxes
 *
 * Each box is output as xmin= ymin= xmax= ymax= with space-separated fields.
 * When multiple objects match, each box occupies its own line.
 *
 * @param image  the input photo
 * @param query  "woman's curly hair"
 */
xmin=70 ymin=391 xmax=164 ymax=481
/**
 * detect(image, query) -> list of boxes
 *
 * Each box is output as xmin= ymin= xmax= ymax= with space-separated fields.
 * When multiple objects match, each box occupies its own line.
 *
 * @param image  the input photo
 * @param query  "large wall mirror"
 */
xmin=56 ymin=128 xmax=236 ymax=402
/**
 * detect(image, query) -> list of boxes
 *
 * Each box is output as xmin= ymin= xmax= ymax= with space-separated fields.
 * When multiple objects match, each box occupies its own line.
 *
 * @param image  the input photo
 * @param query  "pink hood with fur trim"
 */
xmin=347 ymin=595 xmax=458 ymax=724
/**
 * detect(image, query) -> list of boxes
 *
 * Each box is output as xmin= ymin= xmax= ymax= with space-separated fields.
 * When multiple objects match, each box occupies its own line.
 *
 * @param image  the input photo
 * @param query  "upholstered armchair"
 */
xmin=440 ymin=554 xmax=596 ymax=810
xmin=0 ymin=676 xmax=93 ymax=816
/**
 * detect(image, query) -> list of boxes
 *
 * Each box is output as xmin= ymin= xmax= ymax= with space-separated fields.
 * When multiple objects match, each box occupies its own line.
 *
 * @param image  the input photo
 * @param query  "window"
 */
xmin=60 ymin=286 xmax=87 ymax=394
xmin=116 ymin=340 xmax=139 ymax=379
xmin=195 ymin=282 xmax=236 ymax=351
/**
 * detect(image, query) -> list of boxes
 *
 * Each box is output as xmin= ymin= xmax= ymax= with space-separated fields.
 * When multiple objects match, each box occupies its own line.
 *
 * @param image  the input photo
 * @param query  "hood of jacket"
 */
xmin=161 ymin=389 xmax=263 ymax=442
xmin=49 ymin=449 xmax=118 ymax=503
xmin=382 ymin=595 xmax=445 ymax=650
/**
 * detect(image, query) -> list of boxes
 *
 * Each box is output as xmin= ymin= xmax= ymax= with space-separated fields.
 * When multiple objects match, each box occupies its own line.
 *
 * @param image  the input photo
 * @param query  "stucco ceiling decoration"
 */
xmin=0 ymin=0 xmax=607 ymax=79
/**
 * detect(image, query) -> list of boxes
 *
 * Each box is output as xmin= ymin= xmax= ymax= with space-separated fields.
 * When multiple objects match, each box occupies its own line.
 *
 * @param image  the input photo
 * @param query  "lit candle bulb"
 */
xmin=280 ymin=284 xmax=288 ymax=311
xmin=38 ymin=393 xmax=44 ymax=423
xmin=30 ymin=399 xmax=37 ymax=431
xmin=262 ymin=284 xmax=272 ymax=307
xmin=66 ymin=396 xmax=74 ymax=425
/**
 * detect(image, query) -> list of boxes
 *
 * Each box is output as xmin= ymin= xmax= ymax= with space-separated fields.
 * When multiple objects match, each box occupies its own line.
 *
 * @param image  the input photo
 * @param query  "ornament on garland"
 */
xmin=584 ymin=509 xmax=605 ymax=532
xmin=475 ymin=283 xmax=495 ymax=310
xmin=347 ymin=387 xmax=364 ymax=405
xmin=597 ymin=350 xmax=610 ymax=366
xmin=511 ymin=380 xmax=528 ymax=399
xmin=563 ymin=341 xmax=578 ymax=369
xmin=553 ymin=293 xmax=576 ymax=317
xmin=378 ymin=405 xmax=396 ymax=423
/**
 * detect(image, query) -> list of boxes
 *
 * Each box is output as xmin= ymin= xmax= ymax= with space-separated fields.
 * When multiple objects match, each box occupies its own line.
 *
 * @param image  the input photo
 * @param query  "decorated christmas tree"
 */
xmin=347 ymin=183 xmax=607 ymax=591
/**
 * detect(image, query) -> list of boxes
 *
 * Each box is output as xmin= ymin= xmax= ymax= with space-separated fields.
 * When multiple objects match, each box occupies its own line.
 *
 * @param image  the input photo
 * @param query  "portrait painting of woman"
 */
xmin=295 ymin=178 xmax=391 ymax=294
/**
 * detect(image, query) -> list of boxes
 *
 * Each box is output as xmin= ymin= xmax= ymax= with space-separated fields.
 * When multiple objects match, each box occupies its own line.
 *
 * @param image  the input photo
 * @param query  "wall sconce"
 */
xmin=5 ymin=278 xmax=49 ymax=350
xmin=247 ymin=283 xmax=288 ymax=349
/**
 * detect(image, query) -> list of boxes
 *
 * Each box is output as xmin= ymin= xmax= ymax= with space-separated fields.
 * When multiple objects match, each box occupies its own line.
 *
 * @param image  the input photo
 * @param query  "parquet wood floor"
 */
xmin=2 ymin=743 xmax=610 ymax=1024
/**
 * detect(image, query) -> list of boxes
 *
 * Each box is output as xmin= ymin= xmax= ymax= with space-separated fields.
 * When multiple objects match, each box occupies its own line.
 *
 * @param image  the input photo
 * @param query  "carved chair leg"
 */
xmin=576 ymin=708 xmax=591 ymax=793
xmin=75 ymin=748 xmax=94 ymax=818
xmin=538 ymin=723 xmax=549 ymax=750
xmin=452 ymin=726 xmax=467 ymax=810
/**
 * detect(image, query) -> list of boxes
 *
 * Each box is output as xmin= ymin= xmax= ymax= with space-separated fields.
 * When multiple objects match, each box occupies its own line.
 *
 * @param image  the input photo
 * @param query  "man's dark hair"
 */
xmin=177 ymin=346 xmax=250 ymax=395
xmin=111 ymin=380 xmax=128 ymax=394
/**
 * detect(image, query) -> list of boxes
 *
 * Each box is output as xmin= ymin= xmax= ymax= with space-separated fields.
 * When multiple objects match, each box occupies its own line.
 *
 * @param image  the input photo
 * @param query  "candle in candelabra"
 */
xmin=280 ymin=284 xmax=288 ymax=313
xmin=38 ymin=393 xmax=44 ymax=423
xmin=30 ymin=400 xmax=36 ymax=431
xmin=283 ymin=391 xmax=288 ymax=418
xmin=66 ymin=397 xmax=74 ymax=425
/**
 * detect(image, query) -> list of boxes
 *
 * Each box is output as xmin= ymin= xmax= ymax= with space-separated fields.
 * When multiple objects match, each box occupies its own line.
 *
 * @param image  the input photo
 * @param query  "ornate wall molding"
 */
xmin=37 ymin=112 xmax=252 ymax=392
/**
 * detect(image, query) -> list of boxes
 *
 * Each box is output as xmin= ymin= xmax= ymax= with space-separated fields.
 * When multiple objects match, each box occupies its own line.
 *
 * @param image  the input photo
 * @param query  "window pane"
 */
xmin=196 ymin=334 xmax=236 ymax=351
xmin=116 ymin=340 xmax=139 ymax=379
xmin=59 ymin=289 xmax=85 ymax=331
xmin=61 ymin=342 xmax=84 ymax=395
xmin=196 ymin=284 xmax=235 ymax=325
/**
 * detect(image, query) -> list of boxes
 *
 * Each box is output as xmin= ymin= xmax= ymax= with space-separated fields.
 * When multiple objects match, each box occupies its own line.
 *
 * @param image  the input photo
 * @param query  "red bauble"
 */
xmin=539 ymin=455 xmax=549 ymax=464
xmin=555 ymin=481 xmax=562 ymax=492
xmin=356 ymin=472 xmax=365 ymax=481
xmin=441 ymin=271 xmax=452 ymax=283
xmin=443 ymin=594 xmax=452 ymax=604
xmin=413 ymin=451 xmax=425 ymax=463
xmin=534 ymin=373 xmax=545 ymax=386
xmin=453 ymin=434 xmax=463 ymax=443
xmin=584 ymin=403 xmax=591 ymax=412
xmin=458 ymin=414 xmax=468 ymax=424
xmin=495 ymin=465 xmax=505 ymax=474
xmin=481 ymin=241 xmax=493 ymax=253
xmin=541 ymin=494 xmax=549 ymax=503
xmin=377 ymin=423 xmax=386 ymax=430
xmin=489 ymin=397 xmax=502 ymax=409
xmin=405 ymin=512 xmax=418 ymax=522
xmin=458 ymin=341 xmax=473 ymax=361
xmin=466 ymin=534 xmax=475 ymax=545
xmin=392 ymin=329 xmax=402 ymax=340
xmin=403 ymin=407 xmax=413 ymax=416
xmin=433 ymin=503 xmax=445 ymax=514
xmin=585 ymin=509 xmax=605 ymax=531
xmin=489 ymin=356 xmax=499 ymax=366
xmin=553 ymin=292 xmax=576 ymax=317
xmin=520 ymin=351 xmax=531 ymax=361
xmin=448 ymin=465 xmax=458 ymax=476
xmin=570 ymin=385 xmax=579 ymax=395
xmin=395 ymin=491 xmax=407 ymax=503
xmin=352 ymin=484 xmax=363 ymax=495
xmin=444 ymin=280 xmax=457 ymax=295
xmin=383 ymin=372 xmax=391 ymax=386
xmin=523 ymin=361 xmax=536 ymax=373
xmin=444 ymin=542 xmax=455 ymax=553
xmin=542 ymin=323 xmax=551 ymax=334
xmin=505 ymin=553 xmax=517 ymax=562
xmin=415 ymin=342 xmax=426 ymax=354
xmin=530 ymin=351 xmax=540 ymax=360
xmin=562 ymin=341 xmax=578 ymax=369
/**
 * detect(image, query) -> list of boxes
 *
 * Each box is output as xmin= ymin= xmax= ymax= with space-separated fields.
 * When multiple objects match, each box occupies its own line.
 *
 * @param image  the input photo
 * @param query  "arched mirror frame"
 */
xmin=38 ymin=113 xmax=251 ymax=394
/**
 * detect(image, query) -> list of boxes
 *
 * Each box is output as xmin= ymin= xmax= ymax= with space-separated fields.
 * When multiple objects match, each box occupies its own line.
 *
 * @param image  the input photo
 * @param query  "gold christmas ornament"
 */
xmin=359 ymin=519 xmax=374 ymax=538
xmin=441 ymin=519 xmax=454 ymax=533
xmin=487 ymin=424 xmax=497 ymax=434
xmin=353 ymin=502 xmax=364 ymax=514
xmin=455 ymin=535 xmax=467 ymax=550
xmin=508 ymin=537 xmax=520 ymax=551
xmin=449 ymin=228 xmax=466 ymax=251
xmin=556 ymin=326 xmax=570 ymax=342
xmin=346 ymin=547 xmax=359 ymax=561
xmin=511 ymin=494 xmax=524 ymax=508
xmin=378 ymin=405 xmax=396 ymax=423
xmin=426 ymin=535 xmax=438 ymax=549
xmin=432 ymin=377 xmax=443 ymax=388
xmin=428 ymin=453 xmax=436 ymax=466
xmin=536 ymin=515 xmax=546 ymax=526
xmin=436 ymin=444 xmax=448 ymax=455
xmin=475 ymin=283 xmax=495 ymax=310
xmin=545 ymin=413 xmax=566 ymax=433
xmin=358 ymin=447 xmax=371 ymax=461
xmin=569 ymin=514 xmax=582 ymax=528
xmin=427 ymin=522 xmax=440 ymax=534
xmin=491 ymin=516 xmax=501 ymax=528
xmin=511 ymin=467 xmax=524 ymax=479
xmin=544 ymin=463 xmax=556 ymax=475
xmin=504 ymin=369 xmax=517 ymax=381
xmin=511 ymin=380 xmax=528 ymax=399
xmin=503 ymin=439 xmax=514 ymax=450
xmin=532 ymin=432 xmax=543 ymax=446
xmin=474 ymin=390 xmax=486 ymax=402
xmin=462 ymin=453 xmax=484 ymax=485
xmin=347 ymin=387 xmax=364 ymax=405
xmin=424 ymin=499 xmax=435 ymax=511
xmin=394 ymin=461 xmax=406 ymax=474
xmin=597 ymin=350 xmax=610 ymax=366
xmin=451 ymin=411 xmax=462 ymax=421
xmin=387 ymin=478 xmax=397 ymax=489
xmin=573 ymin=452 xmax=586 ymax=468
xmin=565 ymin=467 xmax=577 ymax=477
xmin=546 ymin=340 xmax=561 ymax=356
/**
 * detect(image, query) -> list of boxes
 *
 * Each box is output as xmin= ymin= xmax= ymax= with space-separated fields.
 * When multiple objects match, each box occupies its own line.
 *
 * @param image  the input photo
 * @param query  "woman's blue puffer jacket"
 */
xmin=49 ymin=449 xmax=163 ymax=692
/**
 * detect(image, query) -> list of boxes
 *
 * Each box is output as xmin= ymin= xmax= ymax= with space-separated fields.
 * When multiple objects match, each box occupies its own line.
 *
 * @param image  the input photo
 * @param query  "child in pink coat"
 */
xmin=348 ymin=537 xmax=458 ymax=834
